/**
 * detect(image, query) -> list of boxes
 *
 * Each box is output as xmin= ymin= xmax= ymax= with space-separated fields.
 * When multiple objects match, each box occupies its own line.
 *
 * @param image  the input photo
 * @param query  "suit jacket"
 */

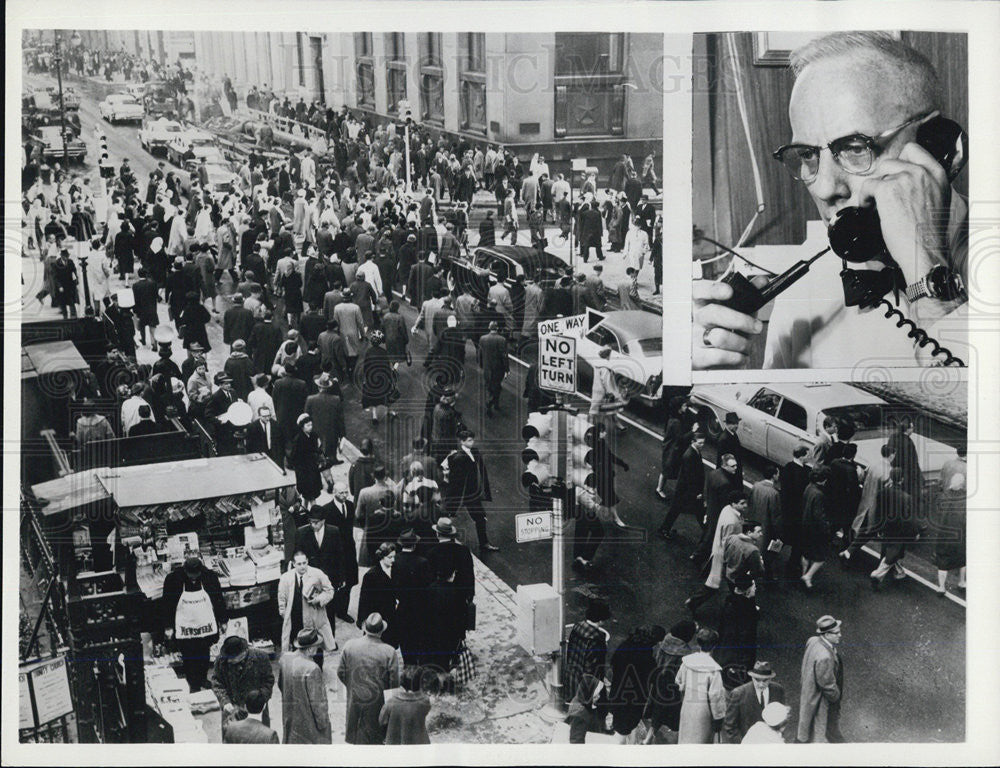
xmin=246 ymin=418 xmax=282 ymax=463
xmin=316 ymin=497 xmax=358 ymax=586
xmin=304 ymin=391 xmax=346 ymax=456
xmin=278 ymin=651 xmax=331 ymax=744
xmin=223 ymin=306 xmax=256 ymax=345
xmin=723 ymin=681 xmax=785 ymax=743
xmin=277 ymin=566 xmax=335 ymax=651
xmin=444 ymin=447 xmax=491 ymax=503
xmin=477 ymin=331 xmax=508 ymax=383
xmin=295 ymin=523 xmax=344 ymax=586
xmin=223 ymin=716 xmax=279 ymax=744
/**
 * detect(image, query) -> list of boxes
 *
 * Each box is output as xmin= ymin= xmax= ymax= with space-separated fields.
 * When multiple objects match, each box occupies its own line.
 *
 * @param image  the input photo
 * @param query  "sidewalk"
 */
xmin=191 ymin=439 xmax=556 ymax=744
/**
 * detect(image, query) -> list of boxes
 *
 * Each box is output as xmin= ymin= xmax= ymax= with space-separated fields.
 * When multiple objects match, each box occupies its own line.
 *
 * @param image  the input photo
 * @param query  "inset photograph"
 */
xmin=690 ymin=31 xmax=969 ymax=372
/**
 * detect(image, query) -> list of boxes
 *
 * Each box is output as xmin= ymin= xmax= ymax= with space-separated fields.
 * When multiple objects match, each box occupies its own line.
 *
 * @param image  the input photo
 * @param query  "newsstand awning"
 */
xmin=21 ymin=341 xmax=89 ymax=381
xmin=31 ymin=469 xmax=113 ymax=517
xmin=94 ymin=454 xmax=292 ymax=509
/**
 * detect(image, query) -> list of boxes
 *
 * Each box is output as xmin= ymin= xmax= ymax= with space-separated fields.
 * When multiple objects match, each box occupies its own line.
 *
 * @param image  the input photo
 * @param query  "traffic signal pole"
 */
xmin=548 ymin=404 xmax=568 ymax=712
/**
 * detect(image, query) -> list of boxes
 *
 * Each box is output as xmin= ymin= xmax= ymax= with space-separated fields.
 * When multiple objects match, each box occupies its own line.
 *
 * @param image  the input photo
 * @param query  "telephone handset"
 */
xmin=828 ymin=115 xmax=969 ymax=307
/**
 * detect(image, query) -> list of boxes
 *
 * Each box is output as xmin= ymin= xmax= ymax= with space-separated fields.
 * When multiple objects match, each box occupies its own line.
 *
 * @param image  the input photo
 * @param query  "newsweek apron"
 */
xmin=174 ymin=586 xmax=218 ymax=639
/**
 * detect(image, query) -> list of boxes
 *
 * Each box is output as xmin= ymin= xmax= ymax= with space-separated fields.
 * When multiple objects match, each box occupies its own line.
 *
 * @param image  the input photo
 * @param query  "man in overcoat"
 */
xmin=797 ymin=615 xmax=845 ymax=743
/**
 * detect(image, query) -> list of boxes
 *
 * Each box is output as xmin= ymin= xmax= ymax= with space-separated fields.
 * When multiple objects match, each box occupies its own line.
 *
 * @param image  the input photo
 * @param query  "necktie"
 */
xmin=290 ymin=575 xmax=304 ymax=639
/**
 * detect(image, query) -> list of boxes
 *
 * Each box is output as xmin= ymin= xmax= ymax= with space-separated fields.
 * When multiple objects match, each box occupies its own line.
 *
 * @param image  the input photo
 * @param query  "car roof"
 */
xmin=753 ymin=382 xmax=886 ymax=410
xmin=593 ymin=310 xmax=661 ymax=340
xmin=474 ymin=245 xmax=568 ymax=270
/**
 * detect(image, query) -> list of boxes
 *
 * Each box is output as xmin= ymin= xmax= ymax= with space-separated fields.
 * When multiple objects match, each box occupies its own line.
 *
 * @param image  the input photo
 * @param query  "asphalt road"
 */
xmin=26 ymin=72 xmax=967 ymax=743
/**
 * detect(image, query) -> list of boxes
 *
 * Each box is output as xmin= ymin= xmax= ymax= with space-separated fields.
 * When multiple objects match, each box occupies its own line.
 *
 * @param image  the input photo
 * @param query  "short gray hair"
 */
xmin=790 ymin=32 xmax=941 ymax=110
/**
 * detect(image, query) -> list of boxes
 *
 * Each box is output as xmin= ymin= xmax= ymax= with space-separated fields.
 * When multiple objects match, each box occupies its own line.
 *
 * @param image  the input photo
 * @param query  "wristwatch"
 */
xmin=905 ymin=265 xmax=966 ymax=303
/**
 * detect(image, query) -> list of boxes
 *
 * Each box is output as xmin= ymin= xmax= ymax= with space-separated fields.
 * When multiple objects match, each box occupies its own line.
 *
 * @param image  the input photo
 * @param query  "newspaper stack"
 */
xmin=218 ymin=554 xmax=257 ymax=587
xmin=145 ymin=666 xmax=207 ymax=743
xmin=203 ymin=555 xmax=230 ymax=588
xmin=135 ymin=563 xmax=167 ymax=600
xmin=247 ymin=544 xmax=282 ymax=583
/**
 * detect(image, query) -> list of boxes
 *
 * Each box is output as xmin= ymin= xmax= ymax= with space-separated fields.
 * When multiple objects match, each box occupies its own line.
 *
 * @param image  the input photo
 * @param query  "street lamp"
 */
xmin=53 ymin=33 xmax=69 ymax=168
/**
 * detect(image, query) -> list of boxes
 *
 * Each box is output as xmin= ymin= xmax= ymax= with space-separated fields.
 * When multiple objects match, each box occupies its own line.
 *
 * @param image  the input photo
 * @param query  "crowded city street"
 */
xmin=16 ymin=29 xmax=968 ymax=748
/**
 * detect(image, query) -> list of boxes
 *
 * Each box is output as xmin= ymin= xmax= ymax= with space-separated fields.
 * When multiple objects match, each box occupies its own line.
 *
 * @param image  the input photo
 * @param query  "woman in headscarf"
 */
xmin=289 ymin=413 xmax=324 ymax=504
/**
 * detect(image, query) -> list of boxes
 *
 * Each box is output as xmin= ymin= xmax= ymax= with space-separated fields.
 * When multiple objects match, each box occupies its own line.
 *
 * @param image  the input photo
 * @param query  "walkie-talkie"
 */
xmin=718 ymin=247 xmax=830 ymax=315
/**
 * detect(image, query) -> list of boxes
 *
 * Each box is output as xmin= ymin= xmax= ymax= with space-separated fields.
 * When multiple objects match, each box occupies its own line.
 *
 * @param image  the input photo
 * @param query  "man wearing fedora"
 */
xmin=305 ymin=372 xmax=346 ymax=468
xmin=716 ymin=411 xmax=744 ymax=482
xmin=742 ymin=702 xmax=789 ymax=744
xmin=338 ymin=612 xmax=402 ymax=745
xmin=205 ymin=371 xmax=238 ymax=454
xmin=278 ymin=628 xmax=331 ymax=744
xmin=392 ymin=529 xmax=433 ymax=665
xmin=723 ymin=661 xmax=786 ymax=743
xmin=211 ymin=635 xmax=275 ymax=729
xmin=797 ymin=615 xmax=845 ymax=743
xmin=426 ymin=517 xmax=476 ymax=606
xmin=295 ymin=508 xmax=346 ymax=639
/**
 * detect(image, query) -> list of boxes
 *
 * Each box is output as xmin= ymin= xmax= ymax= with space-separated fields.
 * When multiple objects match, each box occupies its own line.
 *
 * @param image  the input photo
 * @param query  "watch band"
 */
xmin=905 ymin=277 xmax=930 ymax=303
xmin=906 ymin=266 xmax=965 ymax=303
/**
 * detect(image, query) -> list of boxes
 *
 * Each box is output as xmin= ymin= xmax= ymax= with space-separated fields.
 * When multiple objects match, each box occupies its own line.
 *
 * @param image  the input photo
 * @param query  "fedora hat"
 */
xmin=433 ymin=517 xmax=458 ymax=537
xmin=815 ymin=615 xmax=842 ymax=634
xmin=294 ymin=628 xmax=322 ymax=650
xmin=314 ymin=372 xmax=337 ymax=390
xmin=748 ymin=661 xmax=775 ymax=680
xmin=363 ymin=612 xmax=387 ymax=636
xmin=397 ymin=528 xmax=420 ymax=548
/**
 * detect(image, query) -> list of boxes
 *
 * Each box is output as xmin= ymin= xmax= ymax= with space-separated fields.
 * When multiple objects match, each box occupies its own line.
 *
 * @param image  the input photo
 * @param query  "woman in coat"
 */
xmin=113 ymin=221 xmax=136 ymax=280
xmin=288 ymin=414 xmax=324 ymax=503
xmin=356 ymin=543 xmax=398 ymax=646
xmin=179 ymin=291 xmax=212 ymax=352
xmin=360 ymin=330 xmax=397 ymax=424
xmin=675 ymin=628 xmax=726 ymax=744
xmin=715 ymin=574 xmax=760 ymax=690
xmin=51 ymin=249 xmax=80 ymax=318
xmin=800 ymin=469 xmax=832 ymax=590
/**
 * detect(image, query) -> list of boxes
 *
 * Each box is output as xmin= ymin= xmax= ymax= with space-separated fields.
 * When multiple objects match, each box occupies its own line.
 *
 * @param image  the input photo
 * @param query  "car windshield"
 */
xmin=118 ymin=97 xmax=140 ymax=106
xmin=190 ymin=137 xmax=214 ymax=146
xmin=163 ymin=124 xmax=182 ymax=132
xmin=634 ymin=336 xmax=662 ymax=356
xmin=820 ymin=404 xmax=884 ymax=439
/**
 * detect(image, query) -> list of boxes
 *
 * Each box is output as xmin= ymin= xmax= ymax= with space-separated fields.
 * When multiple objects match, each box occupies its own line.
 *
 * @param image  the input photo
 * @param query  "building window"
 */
xmin=296 ymin=33 xmax=306 ymax=87
xmin=458 ymin=32 xmax=486 ymax=135
xmin=355 ymin=32 xmax=374 ymax=109
xmin=419 ymin=33 xmax=444 ymax=124
xmin=553 ymin=33 xmax=627 ymax=138
xmin=385 ymin=32 xmax=407 ymax=113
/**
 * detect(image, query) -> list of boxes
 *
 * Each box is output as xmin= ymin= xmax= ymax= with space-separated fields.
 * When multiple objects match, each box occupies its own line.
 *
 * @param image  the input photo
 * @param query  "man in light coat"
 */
xmin=337 ymin=612 xmax=401 ymax=745
xmin=277 ymin=551 xmax=336 ymax=658
xmin=797 ymin=615 xmax=844 ymax=743
xmin=278 ymin=628 xmax=331 ymax=744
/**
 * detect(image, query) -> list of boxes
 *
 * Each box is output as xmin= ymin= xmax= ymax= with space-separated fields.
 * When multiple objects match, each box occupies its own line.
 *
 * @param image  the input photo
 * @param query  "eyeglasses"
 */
xmin=773 ymin=111 xmax=934 ymax=183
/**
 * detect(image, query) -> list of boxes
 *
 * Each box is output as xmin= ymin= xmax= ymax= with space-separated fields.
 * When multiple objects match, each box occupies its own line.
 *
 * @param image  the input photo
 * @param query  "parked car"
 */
xmin=33 ymin=125 xmax=87 ymax=163
xmin=138 ymin=117 xmax=184 ymax=155
xmin=442 ymin=244 xmax=568 ymax=302
xmin=575 ymin=310 xmax=663 ymax=405
xmin=98 ymin=93 xmax=145 ymax=124
xmin=46 ymin=86 xmax=80 ymax=110
xmin=688 ymin=382 xmax=953 ymax=486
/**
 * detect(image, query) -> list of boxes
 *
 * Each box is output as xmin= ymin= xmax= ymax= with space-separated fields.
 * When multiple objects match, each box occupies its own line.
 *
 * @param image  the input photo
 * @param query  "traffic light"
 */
xmin=521 ymin=412 xmax=558 ymax=488
xmin=567 ymin=414 xmax=597 ymax=488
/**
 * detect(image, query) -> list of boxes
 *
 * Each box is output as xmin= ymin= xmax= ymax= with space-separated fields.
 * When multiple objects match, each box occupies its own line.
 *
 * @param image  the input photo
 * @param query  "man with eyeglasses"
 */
xmin=694 ymin=32 xmax=968 ymax=369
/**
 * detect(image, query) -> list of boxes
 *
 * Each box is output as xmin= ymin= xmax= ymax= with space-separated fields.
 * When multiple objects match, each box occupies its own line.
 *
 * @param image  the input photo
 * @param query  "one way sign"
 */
xmin=537 ymin=309 xmax=605 ymax=394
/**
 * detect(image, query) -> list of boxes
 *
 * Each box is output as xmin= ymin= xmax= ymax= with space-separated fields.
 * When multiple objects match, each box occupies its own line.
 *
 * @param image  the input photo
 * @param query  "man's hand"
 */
xmin=164 ymin=628 xmax=174 ymax=640
xmin=692 ymin=278 xmax=765 ymax=369
xmin=857 ymin=141 xmax=951 ymax=288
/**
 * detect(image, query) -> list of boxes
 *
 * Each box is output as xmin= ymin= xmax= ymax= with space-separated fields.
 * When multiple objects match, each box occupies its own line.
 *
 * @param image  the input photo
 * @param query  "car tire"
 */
xmin=699 ymin=407 xmax=724 ymax=440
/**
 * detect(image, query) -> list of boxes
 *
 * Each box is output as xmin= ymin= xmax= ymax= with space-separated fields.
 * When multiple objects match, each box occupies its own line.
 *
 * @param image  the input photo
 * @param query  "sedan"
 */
xmin=442 ymin=244 xmax=569 ymax=302
xmin=688 ymin=381 xmax=953 ymax=486
xmin=99 ymin=93 xmax=145 ymax=124
xmin=165 ymin=129 xmax=219 ymax=167
xmin=138 ymin=117 xmax=184 ymax=154
xmin=576 ymin=310 xmax=663 ymax=406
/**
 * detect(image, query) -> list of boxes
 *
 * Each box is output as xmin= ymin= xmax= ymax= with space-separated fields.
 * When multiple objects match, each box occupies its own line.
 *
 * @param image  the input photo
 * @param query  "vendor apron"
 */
xmin=174 ymin=587 xmax=218 ymax=639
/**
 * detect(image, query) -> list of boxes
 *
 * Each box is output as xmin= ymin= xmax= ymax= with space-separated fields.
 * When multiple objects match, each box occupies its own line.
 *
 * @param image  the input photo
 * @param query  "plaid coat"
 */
xmin=563 ymin=621 xmax=608 ymax=704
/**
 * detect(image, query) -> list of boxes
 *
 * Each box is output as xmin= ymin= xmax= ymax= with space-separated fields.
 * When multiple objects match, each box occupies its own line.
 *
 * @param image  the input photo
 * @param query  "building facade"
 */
xmin=66 ymin=30 xmax=662 ymax=176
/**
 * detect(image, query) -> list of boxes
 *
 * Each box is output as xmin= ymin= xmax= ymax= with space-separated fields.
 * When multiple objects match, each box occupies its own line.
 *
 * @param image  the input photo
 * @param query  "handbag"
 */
xmin=450 ymin=639 xmax=477 ymax=686
xmin=465 ymin=600 xmax=477 ymax=631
